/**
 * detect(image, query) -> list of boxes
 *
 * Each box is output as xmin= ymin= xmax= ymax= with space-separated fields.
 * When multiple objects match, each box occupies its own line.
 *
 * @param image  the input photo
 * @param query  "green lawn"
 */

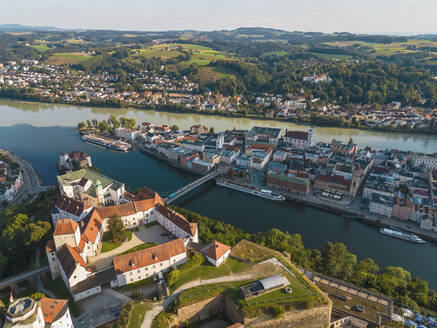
xmin=43 ymin=278 xmax=80 ymax=317
xmin=129 ymin=302 xmax=153 ymax=328
xmin=137 ymin=49 xmax=183 ymax=59
xmin=170 ymin=257 xmax=250 ymax=291
xmin=178 ymin=281 xmax=247 ymax=307
xmin=119 ymin=242 xmax=158 ymax=256
xmin=30 ymin=44 xmax=50 ymax=52
xmin=101 ymin=230 xmax=133 ymax=253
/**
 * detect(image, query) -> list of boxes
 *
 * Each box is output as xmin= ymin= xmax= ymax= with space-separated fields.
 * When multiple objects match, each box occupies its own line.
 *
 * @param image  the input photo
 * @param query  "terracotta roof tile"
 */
xmin=80 ymin=209 xmax=103 ymax=245
xmin=40 ymin=297 xmax=68 ymax=324
xmin=113 ymin=239 xmax=186 ymax=274
xmin=202 ymin=241 xmax=231 ymax=261
xmin=54 ymin=218 xmax=79 ymax=236
xmin=96 ymin=202 xmax=136 ymax=218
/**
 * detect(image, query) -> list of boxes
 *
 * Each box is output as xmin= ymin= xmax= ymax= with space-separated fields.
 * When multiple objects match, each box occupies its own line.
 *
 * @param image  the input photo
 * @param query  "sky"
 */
xmin=0 ymin=0 xmax=436 ymax=35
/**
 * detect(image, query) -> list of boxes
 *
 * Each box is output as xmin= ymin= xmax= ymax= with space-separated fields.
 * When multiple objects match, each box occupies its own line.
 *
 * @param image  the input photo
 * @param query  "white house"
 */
xmin=283 ymin=128 xmax=315 ymax=150
xmin=369 ymin=193 xmax=394 ymax=217
xmin=113 ymin=239 xmax=187 ymax=287
xmin=154 ymin=205 xmax=198 ymax=244
xmin=201 ymin=241 xmax=231 ymax=267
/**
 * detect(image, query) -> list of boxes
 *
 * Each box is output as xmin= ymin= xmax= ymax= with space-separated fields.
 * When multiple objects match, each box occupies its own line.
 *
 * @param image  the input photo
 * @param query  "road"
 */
xmin=0 ymin=148 xmax=49 ymax=205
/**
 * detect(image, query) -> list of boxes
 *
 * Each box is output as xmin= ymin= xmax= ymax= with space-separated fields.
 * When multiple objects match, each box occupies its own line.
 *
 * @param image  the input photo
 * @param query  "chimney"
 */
xmin=129 ymin=259 xmax=135 ymax=267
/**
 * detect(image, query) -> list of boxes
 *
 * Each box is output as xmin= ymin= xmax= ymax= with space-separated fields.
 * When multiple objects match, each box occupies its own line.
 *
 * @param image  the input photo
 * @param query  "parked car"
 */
xmin=356 ymin=305 xmax=364 ymax=312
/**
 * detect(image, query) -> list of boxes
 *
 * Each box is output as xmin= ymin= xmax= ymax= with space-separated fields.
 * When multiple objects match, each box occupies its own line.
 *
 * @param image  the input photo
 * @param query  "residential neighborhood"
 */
xmin=1 ymin=60 xmax=437 ymax=132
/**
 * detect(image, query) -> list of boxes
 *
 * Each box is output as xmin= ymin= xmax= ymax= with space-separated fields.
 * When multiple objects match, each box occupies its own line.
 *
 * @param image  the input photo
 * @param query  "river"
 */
xmin=1 ymin=99 xmax=437 ymax=288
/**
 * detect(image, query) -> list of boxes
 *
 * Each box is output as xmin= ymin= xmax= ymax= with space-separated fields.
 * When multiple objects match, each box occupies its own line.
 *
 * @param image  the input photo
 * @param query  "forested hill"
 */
xmin=2 ymin=26 xmax=437 ymax=106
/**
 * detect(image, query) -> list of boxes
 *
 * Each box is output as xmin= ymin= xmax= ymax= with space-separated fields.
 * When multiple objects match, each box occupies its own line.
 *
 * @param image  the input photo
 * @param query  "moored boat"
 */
xmin=380 ymin=228 xmax=426 ymax=244
xmin=216 ymin=179 xmax=285 ymax=201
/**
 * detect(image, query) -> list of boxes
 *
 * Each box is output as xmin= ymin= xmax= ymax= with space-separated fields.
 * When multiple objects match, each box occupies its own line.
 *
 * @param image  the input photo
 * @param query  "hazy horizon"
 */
xmin=0 ymin=0 xmax=436 ymax=35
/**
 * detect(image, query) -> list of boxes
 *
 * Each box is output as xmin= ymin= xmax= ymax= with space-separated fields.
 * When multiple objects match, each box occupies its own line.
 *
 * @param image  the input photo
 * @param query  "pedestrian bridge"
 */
xmin=0 ymin=265 xmax=50 ymax=291
xmin=164 ymin=170 xmax=222 ymax=204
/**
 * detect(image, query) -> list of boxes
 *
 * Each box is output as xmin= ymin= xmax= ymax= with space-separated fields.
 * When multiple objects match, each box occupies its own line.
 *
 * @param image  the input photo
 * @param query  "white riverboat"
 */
xmin=81 ymin=134 xmax=132 ymax=152
xmin=380 ymin=228 xmax=426 ymax=244
xmin=216 ymin=179 xmax=286 ymax=201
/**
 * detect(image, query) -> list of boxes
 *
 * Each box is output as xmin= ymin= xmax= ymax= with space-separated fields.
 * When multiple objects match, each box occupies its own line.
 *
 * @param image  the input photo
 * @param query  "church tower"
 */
xmin=96 ymin=179 xmax=104 ymax=205
xmin=350 ymin=163 xmax=362 ymax=197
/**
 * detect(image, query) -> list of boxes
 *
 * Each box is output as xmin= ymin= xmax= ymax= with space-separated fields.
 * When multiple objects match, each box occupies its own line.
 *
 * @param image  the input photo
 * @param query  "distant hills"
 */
xmin=1 ymin=24 xmax=437 ymax=41
xmin=0 ymin=24 xmax=68 ymax=32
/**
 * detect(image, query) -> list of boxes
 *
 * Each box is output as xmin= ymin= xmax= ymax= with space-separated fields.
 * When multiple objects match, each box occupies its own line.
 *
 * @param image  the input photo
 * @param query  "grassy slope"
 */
xmin=45 ymin=53 xmax=91 ymax=65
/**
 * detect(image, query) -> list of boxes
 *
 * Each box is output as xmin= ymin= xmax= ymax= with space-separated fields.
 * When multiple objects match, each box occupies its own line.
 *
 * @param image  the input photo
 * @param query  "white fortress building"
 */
xmin=46 ymin=183 xmax=197 ymax=302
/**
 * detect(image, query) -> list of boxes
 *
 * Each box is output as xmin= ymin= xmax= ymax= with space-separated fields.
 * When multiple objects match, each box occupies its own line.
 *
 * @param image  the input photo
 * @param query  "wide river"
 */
xmin=1 ymin=99 xmax=437 ymax=288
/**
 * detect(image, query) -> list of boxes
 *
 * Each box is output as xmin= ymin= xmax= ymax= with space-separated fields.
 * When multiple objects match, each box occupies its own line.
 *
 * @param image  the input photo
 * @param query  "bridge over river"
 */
xmin=164 ymin=169 xmax=223 ymax=204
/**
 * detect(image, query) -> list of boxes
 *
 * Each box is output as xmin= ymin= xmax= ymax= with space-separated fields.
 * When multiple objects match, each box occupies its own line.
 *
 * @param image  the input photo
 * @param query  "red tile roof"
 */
xmin=79 ymin=209 xmax=103 ymax=248
xmin=40 ymin=297 xmax=68 ymax=324
xmin=113 ymin=239 xmax=186 ymax=274
xmin=54 ymin=218 xmax=78 ymax=236
xmin=155 ymin=204 xmax=197 ymax=236
xmin=202 ymin=241 xmax=231 ymax=261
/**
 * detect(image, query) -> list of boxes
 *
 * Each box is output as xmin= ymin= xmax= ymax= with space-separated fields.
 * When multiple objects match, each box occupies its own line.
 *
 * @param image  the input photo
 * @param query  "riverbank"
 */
xmin=2 ymin=96 xmax=436 ymax=136
xmin=274 ymin=187 xmax=437 ymax=243
xmin=0 ymin=148 xmax=46 ymax=206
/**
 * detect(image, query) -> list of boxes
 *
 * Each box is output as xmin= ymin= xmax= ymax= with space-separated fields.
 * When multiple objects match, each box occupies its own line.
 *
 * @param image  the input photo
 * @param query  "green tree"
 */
xmin=209 ymin=127 xmax=215 ymax=134
xmin=108 ymin=215 xmax=125 ymax=241
xmin=30 ymin=292 xmax=46 ymax=300
xmin=98 ymin=121 xmax=109 ymax=133
xmin=171 ymin=124 xmax=179 ymax=131
xmin=322 ymin=242 xmax=357 ymax=281
xmin=77 ymin=122 xmax=86 ymax=129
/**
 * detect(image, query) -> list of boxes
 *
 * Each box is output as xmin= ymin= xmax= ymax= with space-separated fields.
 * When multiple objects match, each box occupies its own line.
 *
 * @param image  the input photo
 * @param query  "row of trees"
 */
xmin=77 ymin=115 xmax=137 ymax=133
xmin=171 ymin=206 xmax=437 ymax=313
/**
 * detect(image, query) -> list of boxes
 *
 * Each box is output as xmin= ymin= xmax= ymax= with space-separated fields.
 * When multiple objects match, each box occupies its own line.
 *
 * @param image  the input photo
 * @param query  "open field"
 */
xmin=29 ymin=44 xmax=50 ymax=52
xmin=136 ymin=48 xmax=184 ymax=59
xmin=193 ymin=66 xmax=237 ymax=86
xmin=45 ymin=52 xmax=92 ymax=65
xmin=324 ymin=39 xmax=437 ymax=56
xmin=310 ymin=52 xmax=353 ymax=60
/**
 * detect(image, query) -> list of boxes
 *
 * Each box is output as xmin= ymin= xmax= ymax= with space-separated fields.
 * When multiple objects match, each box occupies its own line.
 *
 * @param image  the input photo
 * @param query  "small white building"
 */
xmin=201 ymin=240 xmax=231 ymax=267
